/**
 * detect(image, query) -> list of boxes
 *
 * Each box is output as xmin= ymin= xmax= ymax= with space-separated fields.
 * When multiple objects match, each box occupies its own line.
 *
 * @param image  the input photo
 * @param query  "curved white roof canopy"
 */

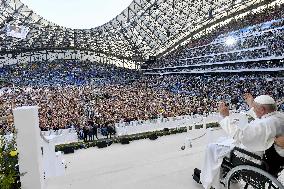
xmin=20 ymin=0 xmax=133 ymax=29
xmin=0 ymin=0 xmax=277 ymax=61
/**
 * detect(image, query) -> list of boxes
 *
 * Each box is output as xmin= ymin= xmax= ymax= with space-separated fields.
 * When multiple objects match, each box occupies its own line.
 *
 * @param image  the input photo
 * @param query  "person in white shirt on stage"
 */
xmin=198 ymin=93 xmax=284 ymax=189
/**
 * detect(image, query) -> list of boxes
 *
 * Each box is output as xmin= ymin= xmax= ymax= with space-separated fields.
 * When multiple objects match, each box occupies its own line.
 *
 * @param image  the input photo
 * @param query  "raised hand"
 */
xmin=218 ymin=101 xmax=229 ymax=118
xmin=243 ymin=93 xmax=254 ymax=108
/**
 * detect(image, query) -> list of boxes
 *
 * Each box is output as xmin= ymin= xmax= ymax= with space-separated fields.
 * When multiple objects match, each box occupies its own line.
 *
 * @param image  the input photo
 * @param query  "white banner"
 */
xmin=6 ymin=24 xmax=29 ymax=39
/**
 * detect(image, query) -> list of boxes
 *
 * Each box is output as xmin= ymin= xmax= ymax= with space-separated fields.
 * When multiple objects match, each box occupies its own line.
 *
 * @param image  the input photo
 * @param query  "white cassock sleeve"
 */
xmin=247 ymin=108 xmax=257 ymax=119
xmin=219 ymin=116 xmax=276 ymax=152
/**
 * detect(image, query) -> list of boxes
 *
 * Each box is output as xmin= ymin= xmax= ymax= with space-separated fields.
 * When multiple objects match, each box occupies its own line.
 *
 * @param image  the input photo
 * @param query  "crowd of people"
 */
xmin=0 ymin=4 xmax=284 ymax=138
xmin=0 ymin=59 xmax=139 ymax=87
xmin=149 ymin=59 xmax=284 ymax=74
xmin=150 ymin=3 xmax=284 ymax=69
xmin=0 ymin=62 xmax=283 ymax=135
xmin=150 ymin=23 xmax=284 ymax=69
xmin=213 ymin=18 xmax=284 ymax=44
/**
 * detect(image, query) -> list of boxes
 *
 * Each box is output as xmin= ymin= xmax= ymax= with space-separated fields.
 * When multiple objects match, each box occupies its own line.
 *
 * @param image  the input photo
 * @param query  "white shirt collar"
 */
xmin=261 ymin=111 xmax=277 ymax=119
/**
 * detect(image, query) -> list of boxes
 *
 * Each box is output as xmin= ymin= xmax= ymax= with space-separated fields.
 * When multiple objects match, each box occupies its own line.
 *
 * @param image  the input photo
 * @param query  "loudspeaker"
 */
xmin=144 ymin=56 xmax=156 ymax=66
xmin=62 ymin=147 xmax=75 ymax=154
xmin=163 ymin=128 xmax=169 ymax=132
xmin=141 ymin=64 xmax=148 ymax=69
xmin=97 ymin=140 xmax=108 ymax=148
xmin=149 ymin=133 xmax=158 ymax=140
xmin=208 ymin=8 xmax=213 ymax=19
xmin=149 ymin=56 xmax=156 ymax=62
xmin=120 ymin=138 xmax=130 ymax=144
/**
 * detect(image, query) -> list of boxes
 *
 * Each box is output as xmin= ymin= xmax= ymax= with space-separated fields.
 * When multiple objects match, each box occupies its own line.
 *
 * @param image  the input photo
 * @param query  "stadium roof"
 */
xmin=0 ymin=0 xmax=278 ymax=62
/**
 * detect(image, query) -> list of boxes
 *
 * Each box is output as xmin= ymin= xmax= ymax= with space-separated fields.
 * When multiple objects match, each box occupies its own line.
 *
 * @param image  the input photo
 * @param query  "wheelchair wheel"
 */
xmin=225 ymin=165 xmax=284 ymax=189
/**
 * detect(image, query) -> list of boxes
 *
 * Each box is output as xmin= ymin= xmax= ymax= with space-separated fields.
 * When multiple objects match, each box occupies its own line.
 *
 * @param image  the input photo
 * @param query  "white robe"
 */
xmin=200 ymin=138 xmax=236 ymax=189
xmin=200 ymin=111 xmax=284 ymax=189
xmin=278 ymin=169 xmax=284 ymax=186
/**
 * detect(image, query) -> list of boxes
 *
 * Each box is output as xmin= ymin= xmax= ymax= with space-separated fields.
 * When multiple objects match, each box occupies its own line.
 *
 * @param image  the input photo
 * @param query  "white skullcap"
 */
xmin=254 ymin=95 xmax=276 ymax=105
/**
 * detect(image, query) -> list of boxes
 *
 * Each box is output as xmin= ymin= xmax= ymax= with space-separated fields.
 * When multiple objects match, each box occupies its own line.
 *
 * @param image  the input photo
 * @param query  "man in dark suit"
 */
xmin=83 ymin=125 xmax=89 ymax=142
xmin=88 ymin=120 xmax=98 ymax=140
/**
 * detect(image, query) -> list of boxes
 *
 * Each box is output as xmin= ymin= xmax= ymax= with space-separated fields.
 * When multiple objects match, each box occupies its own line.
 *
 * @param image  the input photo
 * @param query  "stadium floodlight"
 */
xmin=225 ymin=36 xmax=237 ymax=46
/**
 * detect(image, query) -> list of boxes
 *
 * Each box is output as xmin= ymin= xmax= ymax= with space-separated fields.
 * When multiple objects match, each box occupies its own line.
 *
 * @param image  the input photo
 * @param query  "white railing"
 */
xmin=2 ymin=111 xmax=248 ymax=143
xmin=115 ymin=113 xmax=219 ymax=136
xmin=41 ymin=128 xmax=78 ymax=145
xmin=115 ymin=111 xmax=246 ymax=136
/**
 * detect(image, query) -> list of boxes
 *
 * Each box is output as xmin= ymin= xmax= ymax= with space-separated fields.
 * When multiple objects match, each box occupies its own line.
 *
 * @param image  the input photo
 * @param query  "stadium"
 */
xmin=0 ymin=0 xmax=284 ymax=189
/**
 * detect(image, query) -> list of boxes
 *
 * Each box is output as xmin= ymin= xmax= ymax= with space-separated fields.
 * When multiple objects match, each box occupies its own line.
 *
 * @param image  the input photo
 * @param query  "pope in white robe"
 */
xmin=200 ymin=94 xmax=284 ymax=189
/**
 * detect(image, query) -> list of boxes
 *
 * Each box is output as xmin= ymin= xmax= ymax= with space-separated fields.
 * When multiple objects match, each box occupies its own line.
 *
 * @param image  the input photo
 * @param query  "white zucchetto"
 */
xmin=254 ymin=95 xmax=276 ymax=105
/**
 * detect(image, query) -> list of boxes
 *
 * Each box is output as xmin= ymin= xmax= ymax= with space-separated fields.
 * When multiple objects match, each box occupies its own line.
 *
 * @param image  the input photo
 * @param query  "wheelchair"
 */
xmin=221 ymin=146 xmax=284 ymax=189
xmin=193 ymin=146 xmax=284 ymax=189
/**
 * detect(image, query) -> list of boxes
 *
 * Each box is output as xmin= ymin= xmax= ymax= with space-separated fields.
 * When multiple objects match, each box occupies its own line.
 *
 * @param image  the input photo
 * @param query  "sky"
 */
xmin=20 ymin=0 xmax=133 ymax=29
